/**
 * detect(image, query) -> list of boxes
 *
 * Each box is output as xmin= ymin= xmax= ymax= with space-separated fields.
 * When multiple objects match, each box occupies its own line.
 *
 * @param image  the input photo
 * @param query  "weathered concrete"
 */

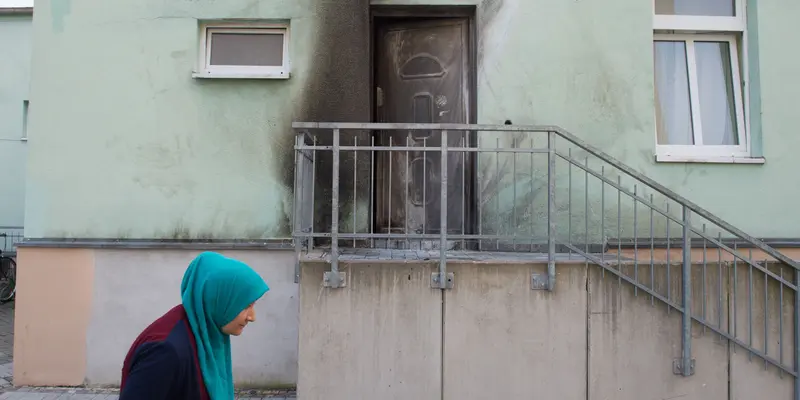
xmin=729 ymin=264 xmax=794 ymax=399
xmin=588 ymin=264 xmax=729 ymax=400
xmin=298 ymin=262 xmax=442 ymax=400
xmin=443 ymin=263 xmax=586 ymax=399
xmin=16 ymin=250 xmax=795 ymax=396
xmin=299 ymin=260 xmax=797 ymax=399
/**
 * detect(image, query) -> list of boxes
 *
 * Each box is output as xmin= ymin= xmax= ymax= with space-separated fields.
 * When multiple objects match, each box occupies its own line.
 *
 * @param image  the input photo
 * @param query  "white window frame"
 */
xmin=653 ymin=0 xmax=753 ymax=162
xmin=193 ymin=22 xmax=290 ymax=80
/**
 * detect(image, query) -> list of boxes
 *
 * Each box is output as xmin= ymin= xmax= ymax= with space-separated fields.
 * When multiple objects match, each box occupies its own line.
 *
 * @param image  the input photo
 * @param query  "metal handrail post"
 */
xmin=293 ymin=133 xmax=303 ymax=284
xmin=438 ymin=130 xmax=449 ymax=290
xmin=325 ymin=128 xmax=343 ymax=288
xmin=679 ymin=206 xmax=695 ymax=376
xmin=795 ymin=270 xmax=800 ymax=400
xmin=547 ymin=131 xmax=556 ymax=290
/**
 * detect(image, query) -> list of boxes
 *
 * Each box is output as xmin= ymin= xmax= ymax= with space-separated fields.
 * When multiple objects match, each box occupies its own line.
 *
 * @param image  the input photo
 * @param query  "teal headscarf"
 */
xmin=181 ymin=252 xmax=270 ymax=400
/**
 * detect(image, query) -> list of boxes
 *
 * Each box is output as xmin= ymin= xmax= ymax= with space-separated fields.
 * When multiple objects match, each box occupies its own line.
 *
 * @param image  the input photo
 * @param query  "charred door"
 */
xmin=375 ymin=18 xmax=472 ymax=244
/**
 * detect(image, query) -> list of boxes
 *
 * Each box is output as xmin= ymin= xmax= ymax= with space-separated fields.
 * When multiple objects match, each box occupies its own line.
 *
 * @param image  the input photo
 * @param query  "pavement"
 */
xmin=0 ymin=389 xmax=297 ymax=399
xmin=0 ymin=301 xmax=13 ymax=389
xmin=0 ymin=390 xmax=297 ymax=399
xmin=0 ymin=301 xmax=296 ymax=399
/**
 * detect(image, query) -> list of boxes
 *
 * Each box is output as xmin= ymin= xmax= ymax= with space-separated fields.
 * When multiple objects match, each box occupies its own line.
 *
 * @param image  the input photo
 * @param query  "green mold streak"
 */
xmin=746 ymin=0 xmax=763 ymax=157
xmin=50 ymin=0 xmax=72 ymax=33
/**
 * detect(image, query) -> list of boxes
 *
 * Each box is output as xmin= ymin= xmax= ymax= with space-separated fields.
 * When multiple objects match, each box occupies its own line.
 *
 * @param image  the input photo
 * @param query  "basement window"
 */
xmin=193 ymin=22 xmax=290 ymax=80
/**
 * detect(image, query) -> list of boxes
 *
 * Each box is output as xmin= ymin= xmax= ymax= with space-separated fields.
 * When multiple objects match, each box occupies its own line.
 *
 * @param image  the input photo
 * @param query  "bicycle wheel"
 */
xmin=0 ymin=257 xmax=16 ymax=303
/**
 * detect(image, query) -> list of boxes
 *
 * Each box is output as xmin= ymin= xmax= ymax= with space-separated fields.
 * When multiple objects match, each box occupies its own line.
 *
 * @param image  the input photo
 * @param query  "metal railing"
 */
xmin=292 ymin=122 xmax=800 ymax=393
xmin=0 ymin=226 xmax=22 ymax=256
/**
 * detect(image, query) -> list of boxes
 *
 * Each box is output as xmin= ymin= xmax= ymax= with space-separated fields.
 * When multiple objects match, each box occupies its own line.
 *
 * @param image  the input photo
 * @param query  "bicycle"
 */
xmin=0 ymin=234 xmax=16 ymax=303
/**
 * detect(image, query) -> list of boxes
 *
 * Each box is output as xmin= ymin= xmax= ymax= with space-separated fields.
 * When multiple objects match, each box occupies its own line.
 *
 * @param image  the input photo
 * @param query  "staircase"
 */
xmin=291 ymin=122 xmax=800 ymax=400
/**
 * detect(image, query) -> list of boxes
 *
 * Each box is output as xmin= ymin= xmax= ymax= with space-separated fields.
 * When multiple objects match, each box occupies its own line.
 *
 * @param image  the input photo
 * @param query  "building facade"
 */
xmin=14 ymin=0 xmax=800 ymax=391
xmin=0 ymin=4 xmax=31 ymax=254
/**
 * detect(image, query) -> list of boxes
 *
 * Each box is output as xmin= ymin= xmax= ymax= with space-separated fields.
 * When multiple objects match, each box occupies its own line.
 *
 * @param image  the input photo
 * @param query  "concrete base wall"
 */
xmin=729 ymin=264 xmax=795 ymax=399
xmin=299 ymin=261 xmax=796 ymax=400
xmin=14 ymin=249 xmax=797 ymax=398
xmin=443 ymin=263 xmax=587 ymax=399
xmin=14 ymin=248 xmax=299 ymax=388
xmin=588 ymin=265 xmax=729 ymax=400
xmin=298 ymin=263 xmax=442 ymax=400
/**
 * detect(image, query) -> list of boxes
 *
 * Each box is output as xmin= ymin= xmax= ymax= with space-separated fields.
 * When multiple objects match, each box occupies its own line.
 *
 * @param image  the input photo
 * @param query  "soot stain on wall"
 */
xmin=275 ymin=0 xmax=372 ymax=237
xmin=477 ymin=0 xmax=503 ymax=63
xmin=274 ymin=0 xmax=504 ymax=238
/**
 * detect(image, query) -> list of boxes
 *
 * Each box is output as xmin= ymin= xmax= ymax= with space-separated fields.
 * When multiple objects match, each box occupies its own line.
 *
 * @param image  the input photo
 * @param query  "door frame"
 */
xmin=369 ymin=5 xmax=477 ymax=126
xmin=369 ymin=5 xmax=479 ymax=242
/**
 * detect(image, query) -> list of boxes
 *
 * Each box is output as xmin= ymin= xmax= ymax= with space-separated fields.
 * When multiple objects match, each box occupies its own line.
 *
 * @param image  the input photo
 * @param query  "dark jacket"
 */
xmin=120 ymin=305 xmax=210 ymax=400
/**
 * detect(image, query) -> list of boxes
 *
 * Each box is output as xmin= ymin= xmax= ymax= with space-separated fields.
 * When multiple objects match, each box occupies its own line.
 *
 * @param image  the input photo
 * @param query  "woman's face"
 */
xmin=221 ymin=303 xmax=256 ymax=336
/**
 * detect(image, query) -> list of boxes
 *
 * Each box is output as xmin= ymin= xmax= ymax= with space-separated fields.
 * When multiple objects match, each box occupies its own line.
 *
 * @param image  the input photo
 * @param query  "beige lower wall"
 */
xmin=85 ymin=249 xmax=299 ymax=388
xmin=13 ymin=247 xmax=299 ymax=388
xmin=13 ymin=248 xmax=94 ymax=386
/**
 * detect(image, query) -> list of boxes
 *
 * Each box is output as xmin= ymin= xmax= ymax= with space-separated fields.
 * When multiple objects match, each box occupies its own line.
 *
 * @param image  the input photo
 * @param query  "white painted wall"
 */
xmin=0 ymin=1 xmax=33 ymax=8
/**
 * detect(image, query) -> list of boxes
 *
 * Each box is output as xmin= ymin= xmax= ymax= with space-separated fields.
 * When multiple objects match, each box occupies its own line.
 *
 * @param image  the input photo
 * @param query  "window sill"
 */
xmin=655 ymin=154 xmax=765 ymax=165
xmin=191 ymin=70 xmax=290 ymax=80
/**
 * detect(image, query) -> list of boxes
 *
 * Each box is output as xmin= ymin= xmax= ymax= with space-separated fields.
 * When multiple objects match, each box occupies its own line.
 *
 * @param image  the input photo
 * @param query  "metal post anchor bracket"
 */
xmin=531 ymin=273 xmax=553 ymax=290
xmin=323 ymin=271 xmax=346 ymax=288
xmin=672 ymin=358 xmax=696 ymax=376
xmin=431 ymin=273 xmax=454 ymax=289
xmin=324 ymin=127 xmax=345 ymax=290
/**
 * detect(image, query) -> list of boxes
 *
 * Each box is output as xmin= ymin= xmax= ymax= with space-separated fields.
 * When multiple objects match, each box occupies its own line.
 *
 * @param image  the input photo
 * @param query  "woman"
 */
xmin=120 ymin=251 xmax=270 ymax=400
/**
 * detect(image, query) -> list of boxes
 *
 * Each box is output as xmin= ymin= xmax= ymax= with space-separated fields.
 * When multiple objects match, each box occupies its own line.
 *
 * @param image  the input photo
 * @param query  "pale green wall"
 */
xmin=469 ymin=0 xmax=800 ymax=242
xmin=25 ymin=1 xmax=325 ymax=239
xmin=24 ymin=0 xmax=800 ymax=239
xmin=469 ymin=0 xmax=800 ymax=244
xmin=0 ymin=13 xmax=31 ymax=229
